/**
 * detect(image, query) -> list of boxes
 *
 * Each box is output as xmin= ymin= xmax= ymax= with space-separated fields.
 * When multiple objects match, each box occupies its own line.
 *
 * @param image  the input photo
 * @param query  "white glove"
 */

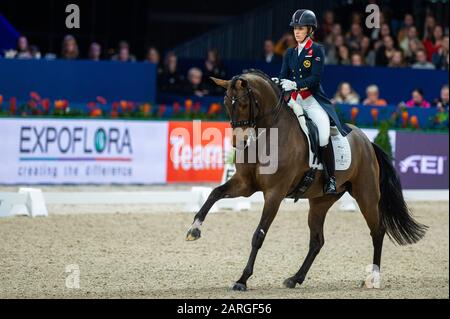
xmin=280 ymin=79 xmax=297 ymax=91
xmin=271 ymin=77 xmax=280 ymax=84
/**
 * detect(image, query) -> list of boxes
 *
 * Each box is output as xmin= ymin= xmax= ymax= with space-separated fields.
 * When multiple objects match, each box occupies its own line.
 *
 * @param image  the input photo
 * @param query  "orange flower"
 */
xmin=142 ymin=103 xmax=152 ymax=114
xmin=120 ymin=100 xmax=128 ymax=110
xmin=54 ymin=100 xmax=65 ymax=109
xmin=410 ymin=115 xmax=419 ymax=129
xmin=208 ymin=103 xmax=221 ymax=114
xmin=370 ymin=107 xmax=379 ymax=120
xmin=90 ymin=108 xmax=103 ymax=117
xmin=185 ymin=99 xmax=193 ymax=113
xmin=351 ymin=106 xmax=359 ymax=121
xmin=401 ymin=110 xmax=409 ymax=127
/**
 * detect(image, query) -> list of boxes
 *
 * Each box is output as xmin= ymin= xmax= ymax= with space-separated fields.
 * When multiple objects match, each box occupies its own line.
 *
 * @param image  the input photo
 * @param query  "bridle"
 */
xmin=225 ymin=76 xmax=285 ymax=129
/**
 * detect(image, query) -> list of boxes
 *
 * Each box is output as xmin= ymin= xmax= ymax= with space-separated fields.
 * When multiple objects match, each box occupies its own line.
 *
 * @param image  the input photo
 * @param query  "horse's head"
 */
xmin=211 ymin=73 xmax=280 ymax=149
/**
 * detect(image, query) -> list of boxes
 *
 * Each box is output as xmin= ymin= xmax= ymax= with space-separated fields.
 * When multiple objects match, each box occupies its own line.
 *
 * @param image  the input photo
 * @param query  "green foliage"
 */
xmin=374 ymin=120 xmax=393 ymax=158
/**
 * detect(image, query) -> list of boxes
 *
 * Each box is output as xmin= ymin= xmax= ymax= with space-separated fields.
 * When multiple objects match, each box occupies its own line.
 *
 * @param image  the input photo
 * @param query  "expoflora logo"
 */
xmin=19 ymin=125 xmax=133 ymax=160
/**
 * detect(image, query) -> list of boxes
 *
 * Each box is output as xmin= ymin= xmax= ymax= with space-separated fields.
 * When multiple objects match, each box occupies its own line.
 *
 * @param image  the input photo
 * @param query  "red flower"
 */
xmin=370 ymin=108 xmax=379 ymax=122
xmin=112 ymin=101 xmax=119 ymax=111
xmin=158 ymin=104 xmax=166 ymax=117
xmin=41 ymin=99 xmax=50 ymax=113
xmin=30 ymin=91 xmax=41 ymax=101
xmin=193 ymin=102 xmax=201 ymax=113
xmin=87 ymin=102 xmax=97 ymax=110
xmin=173 ymin=102 xmax=181 ymax=114
xmin=29 ymin=100 xmax=37 ymax=109
xmin=10 ymin=97 xmax=17 ymax=114
xmin=111 ymin=110 xmax=119 ymax=118
xmin=96 ymin=96 xmax=107 ymax=105
xmin=351 ymin=106 xmax=359 ymax=121
xmin=0 ymin=94 xmax=3 ymax=105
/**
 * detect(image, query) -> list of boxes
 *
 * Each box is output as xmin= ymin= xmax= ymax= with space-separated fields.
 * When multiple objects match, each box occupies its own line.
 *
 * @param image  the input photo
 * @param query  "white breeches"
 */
xmin=292 ymin=95 xmax=330 ymax=146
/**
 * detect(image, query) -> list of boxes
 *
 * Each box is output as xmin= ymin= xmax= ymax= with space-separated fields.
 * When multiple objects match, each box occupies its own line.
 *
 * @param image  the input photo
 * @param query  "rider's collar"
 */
xmin=296 ymin=38 xmax=313 ymax=51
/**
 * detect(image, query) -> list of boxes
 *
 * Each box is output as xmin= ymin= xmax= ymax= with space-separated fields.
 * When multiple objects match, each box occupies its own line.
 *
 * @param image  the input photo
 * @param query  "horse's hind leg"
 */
xmin=351 ymin=178 xmax=385 ymax=289
xmin=186 ymin=175 xmax=254 ymax=241
xmin=283 ymin=193 xmax=344 ymax=288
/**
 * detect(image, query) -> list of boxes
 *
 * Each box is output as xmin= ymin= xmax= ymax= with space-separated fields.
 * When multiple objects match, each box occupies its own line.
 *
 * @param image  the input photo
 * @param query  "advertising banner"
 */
xmin=166 ymin=121 xmax=233 ymax=183
xmin=0 ymin=118 xmax=168 ymax=184
xmin=395 ymin=132 xmax=448 ymax=189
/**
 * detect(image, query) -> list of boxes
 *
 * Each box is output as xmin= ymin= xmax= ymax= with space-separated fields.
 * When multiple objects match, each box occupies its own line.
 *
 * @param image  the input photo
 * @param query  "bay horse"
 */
xmin=185 ymin=69 xmax=427 ymax=291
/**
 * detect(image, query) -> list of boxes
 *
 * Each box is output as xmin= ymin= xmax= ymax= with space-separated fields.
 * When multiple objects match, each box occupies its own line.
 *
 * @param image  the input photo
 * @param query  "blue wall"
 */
xmin=0 ymin=58 xmax=156 ymax=103
xmin=177 ymin=59 xmax=448 ymax=104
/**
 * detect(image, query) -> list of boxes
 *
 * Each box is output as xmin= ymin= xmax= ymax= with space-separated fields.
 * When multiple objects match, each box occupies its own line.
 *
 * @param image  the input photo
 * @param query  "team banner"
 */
xmin=395 ymin=132 xmax=449 ymax=189
xmin=166 ymin=121 xmax=233 ymax=183
xmin=0 ymin=118 xmax=168 ymax=184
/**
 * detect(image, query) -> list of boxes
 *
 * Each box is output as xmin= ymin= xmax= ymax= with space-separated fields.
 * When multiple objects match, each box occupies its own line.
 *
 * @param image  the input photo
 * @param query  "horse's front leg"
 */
xmin=186 ymin=176 xmax=254 ymax=241
xmin=232 ymin=190 xmax=284 ymax=291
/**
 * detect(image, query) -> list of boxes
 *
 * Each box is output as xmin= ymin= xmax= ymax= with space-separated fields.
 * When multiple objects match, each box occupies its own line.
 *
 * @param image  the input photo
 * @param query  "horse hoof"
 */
xmin=231 ymin=282 xmax=247 ymax=291
xmin=186 ymin=228 xmax=201 ymax=241
xmin=283 ymin=277 xmax=298 ymax=289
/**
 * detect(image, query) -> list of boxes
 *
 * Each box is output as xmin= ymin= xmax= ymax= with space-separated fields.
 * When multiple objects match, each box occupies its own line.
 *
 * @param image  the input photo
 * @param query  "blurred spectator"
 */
xmin=363 ymin=85 xmax=388 ymax=106
xmin=111 ymin=41 xmax=136 ymax=62
xmin=324 ymin=23 xmax=342 ymax=53
xmin=346 ymin=23 xmax=364 ymax=52
xmin=332 ymin=82 xmax=360 ymax=105
xmin=433 ymin=84 xmax=449 ymax=111
xmin=203 ymin=49 xmax=226 ymax=95
xmin=405 ymin=88 xmax=431 ymax=108
xmin=15 ymin=36 xmax=32 ymax=59
xmin=360 ymin=36 xmax=376 ymax=66
xmin=325 ymin=34 xmax=345 ymax=64
xmin=397 ymin=13 xmax=415 ymax=44
xmin=400 ymin=26 xmax=419 ymax=60
xmin=351 ymin=52 xmax=364 ymax=66
xmin=145 ymin=46 xmax=160 ymax=64
xmin=181 ymin=67 xmax=209 ymax=97
xmin=88 ymin=42 xmax=102 ymax=61
xmin=412 ymin=49 xmax=436 ymax=69
xmin=389 ymin=50 xmax=406 ymax=68
xmin=423 ymin=15 xmax=437 ymax=42
xmin=145 ymin=46 xmax=163 ymax=78
xmin=337 ymin=45 xmax=350 ymax=65
xmin=373 ymin=23 xmax=392 ymax=51
xmin=432 ymin=35 xmax=449 ymax=70
xmin=159 ymin=52 xmax=184 ymax=93
xmin=29 ymin=45 xmax=41 ymax=59
xmin=375 ymin=35 xmax=396 ymax=66
xmin=274 ymin=32 xmax=296 ymax=56
xmin=406 ymin=38 xmax=425 ymax=64
xmin=61 ymin=35 xmax=79 ymax=60
xmin=262 ymin=39 xmax=282 ymax=64
xmin=316 ymin=10 xmax=335 ymax=41
xmin=423 ymin=24 xmax=444 ymax=61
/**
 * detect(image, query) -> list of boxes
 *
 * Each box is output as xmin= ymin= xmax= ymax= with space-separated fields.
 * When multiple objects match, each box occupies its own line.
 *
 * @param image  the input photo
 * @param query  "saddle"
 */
xmin=287 ymin=106 xmax=352 ymax=202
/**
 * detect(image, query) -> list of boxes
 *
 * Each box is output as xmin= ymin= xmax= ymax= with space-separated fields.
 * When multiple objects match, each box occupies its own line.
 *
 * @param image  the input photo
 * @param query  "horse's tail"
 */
xmin=372 ymin=143 xmax=427 ymax=245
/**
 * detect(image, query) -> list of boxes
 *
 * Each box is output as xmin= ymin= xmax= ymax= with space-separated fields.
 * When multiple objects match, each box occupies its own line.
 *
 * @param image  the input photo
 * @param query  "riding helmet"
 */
xmin=289 ymin=9 xmax=318 ymax=30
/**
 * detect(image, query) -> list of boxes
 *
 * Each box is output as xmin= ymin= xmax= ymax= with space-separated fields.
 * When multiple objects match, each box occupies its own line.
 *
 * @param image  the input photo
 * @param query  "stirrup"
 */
xmin=324 ymin=176 xmax=337 ymax=194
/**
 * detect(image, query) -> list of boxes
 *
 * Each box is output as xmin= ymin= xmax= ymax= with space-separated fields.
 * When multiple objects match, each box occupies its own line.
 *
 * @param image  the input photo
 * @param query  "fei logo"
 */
xmin=399 ymin=155 xmax=447 ymax=175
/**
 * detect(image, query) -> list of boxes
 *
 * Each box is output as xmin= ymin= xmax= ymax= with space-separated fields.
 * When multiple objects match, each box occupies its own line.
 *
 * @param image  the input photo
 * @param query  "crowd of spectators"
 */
xmin=2 ymin=8 xmax=448 ymax=110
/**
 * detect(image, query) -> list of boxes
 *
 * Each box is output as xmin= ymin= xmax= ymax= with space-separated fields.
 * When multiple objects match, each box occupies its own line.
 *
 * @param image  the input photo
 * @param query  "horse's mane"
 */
xmin=242 ymin=69 xmax=281 ymax=95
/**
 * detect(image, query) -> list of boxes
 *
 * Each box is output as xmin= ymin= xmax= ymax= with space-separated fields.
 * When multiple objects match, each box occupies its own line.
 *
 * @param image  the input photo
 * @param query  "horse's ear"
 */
xmin=210 ymin=77 xmax=230 ymax=89
xmin=236 ymin=79 xmax=248 ymax=89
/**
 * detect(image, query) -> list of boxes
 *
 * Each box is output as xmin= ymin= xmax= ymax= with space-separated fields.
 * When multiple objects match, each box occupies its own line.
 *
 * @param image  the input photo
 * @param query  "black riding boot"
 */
xmin=320 ymin=144 xmax=337 ymax=194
